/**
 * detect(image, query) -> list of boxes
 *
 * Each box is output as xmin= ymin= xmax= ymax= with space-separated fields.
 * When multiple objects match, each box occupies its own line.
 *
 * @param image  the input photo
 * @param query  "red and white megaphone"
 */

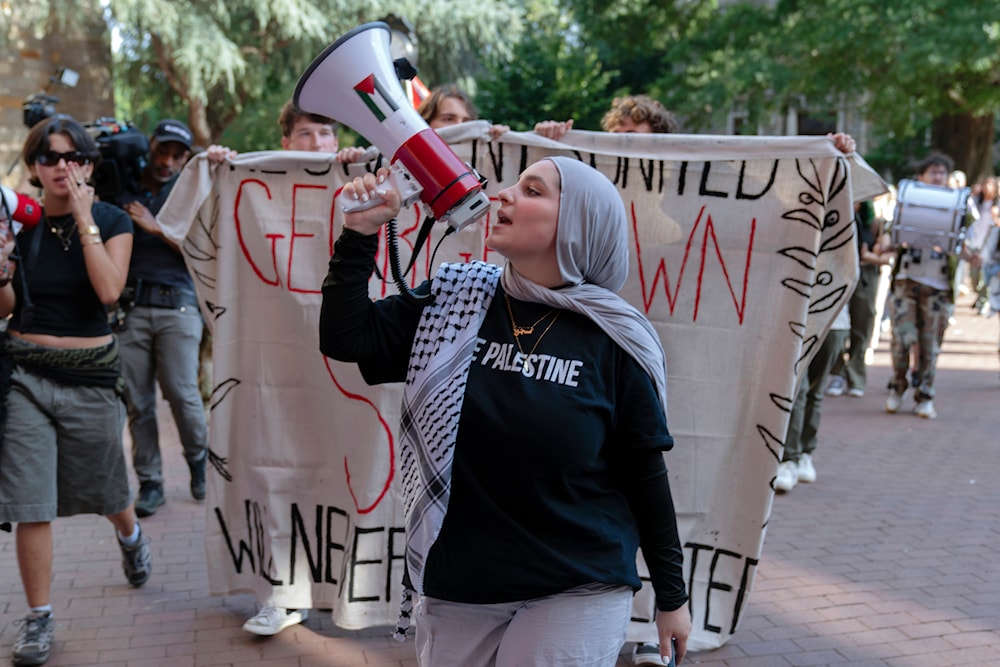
xmin=294 ymin=22 xmax=490 ymax=231
xmin=1 ymin=184 xmax=42 ymax=233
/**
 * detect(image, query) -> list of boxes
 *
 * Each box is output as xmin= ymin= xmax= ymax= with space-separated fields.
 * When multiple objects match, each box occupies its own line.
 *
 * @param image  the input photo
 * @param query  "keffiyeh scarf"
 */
xmin=394 ymin=260 xmax=501 ymax=640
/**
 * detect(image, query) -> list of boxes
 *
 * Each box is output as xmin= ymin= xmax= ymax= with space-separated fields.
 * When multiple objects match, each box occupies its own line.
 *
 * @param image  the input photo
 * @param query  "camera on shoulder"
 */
xmin=85 ymin=118 xmax=150 ymax=202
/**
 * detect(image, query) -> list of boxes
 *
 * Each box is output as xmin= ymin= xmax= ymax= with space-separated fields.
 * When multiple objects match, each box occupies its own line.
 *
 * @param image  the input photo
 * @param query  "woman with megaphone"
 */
xmin=319 ymin=157 xmax=691 ymax=666
xmin=0 ymin=115 xmax=151 ymax=667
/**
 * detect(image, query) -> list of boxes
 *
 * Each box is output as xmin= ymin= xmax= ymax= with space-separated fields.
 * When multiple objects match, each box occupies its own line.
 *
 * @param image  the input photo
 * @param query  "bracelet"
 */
xmin=81 ymin=234 xmax=103 ymax=246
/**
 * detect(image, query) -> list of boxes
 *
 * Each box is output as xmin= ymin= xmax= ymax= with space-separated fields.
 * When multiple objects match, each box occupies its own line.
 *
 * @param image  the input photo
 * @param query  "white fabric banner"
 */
xmin=157 ymin=124 xmax=885 ymax=650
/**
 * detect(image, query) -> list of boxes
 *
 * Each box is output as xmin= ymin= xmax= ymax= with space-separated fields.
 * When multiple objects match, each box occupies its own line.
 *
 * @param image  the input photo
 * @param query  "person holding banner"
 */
xmin=277 ymin=99 xmax=369 ymax=163
xmin=0 ymin=115 xmax=150 ymax=667
xmin=533 ymin=94 xmax=679 ymax=140
xmin=417 ymin=84 xmax=510 ymax=140
xmin=882 ymin=153 xmax=981 ymax=419
xmin=238 ymin=98 xmax=366 ymax=637
xmin=320 ymin=157 xmax=691 ymax=666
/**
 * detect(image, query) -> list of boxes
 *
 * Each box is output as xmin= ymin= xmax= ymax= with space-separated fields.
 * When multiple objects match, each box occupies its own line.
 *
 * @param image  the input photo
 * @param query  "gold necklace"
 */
xmin=48 ymin=215 xmax=76 ymax=252
xmin=505 ymin=294 xmax=560 ymax=356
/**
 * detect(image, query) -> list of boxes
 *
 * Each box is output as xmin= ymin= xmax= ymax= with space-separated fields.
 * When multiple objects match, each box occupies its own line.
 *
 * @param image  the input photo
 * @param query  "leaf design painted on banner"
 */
xmin=208 ymin=448 xmax=232 ymax=482
xmin=794 ymin=159 xmax=826 ymax=205
xmin=769 ymin=392 xmax=794 ymax=413
xmin=777 ymin=246 xmax=817 ymax=271
xmin=209 ymin=377 xmax=240 ymax=411
xmin=756 ymin=424 xmax=784 ymax=462
xmin=809 ymin=284 xmax=848 ymax=313
xmin=794 ymin=334 xmax=820 ymax=376
xmin=819 ymin=216 xmax=854 ymax=252
xmin=781 ymin=207 xmax=822 ymax=230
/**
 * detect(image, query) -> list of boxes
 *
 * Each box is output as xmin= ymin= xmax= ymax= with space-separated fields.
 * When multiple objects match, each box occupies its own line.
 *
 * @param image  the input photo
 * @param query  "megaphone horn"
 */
xmin=1 ymin=184 xmax=42 ymax=232
xmin=294 ymin=22 xmax=489 ymax=231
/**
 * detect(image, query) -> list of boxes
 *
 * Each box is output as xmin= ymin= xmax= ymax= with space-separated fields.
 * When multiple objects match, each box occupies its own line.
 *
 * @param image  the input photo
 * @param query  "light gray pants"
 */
xmin=117 ymin=304 xmax=207 ymax=485
xmin=414 ymin=583 xmax=633 ymax=667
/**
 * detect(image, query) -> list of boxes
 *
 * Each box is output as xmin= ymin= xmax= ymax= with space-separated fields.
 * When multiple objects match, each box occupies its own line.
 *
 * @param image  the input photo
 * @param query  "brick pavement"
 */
xmin=2 ymin=294 xmax=999 ymax=666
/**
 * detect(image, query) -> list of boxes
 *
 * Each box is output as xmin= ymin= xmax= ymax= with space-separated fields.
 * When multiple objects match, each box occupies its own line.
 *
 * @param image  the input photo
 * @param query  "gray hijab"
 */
xmin=501 ymin=156 xmax=669 ymax=416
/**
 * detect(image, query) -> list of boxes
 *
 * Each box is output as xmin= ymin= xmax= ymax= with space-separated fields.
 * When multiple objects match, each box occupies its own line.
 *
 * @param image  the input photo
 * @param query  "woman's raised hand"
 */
xmin=341 ymin=168 xmax=401 ymax=236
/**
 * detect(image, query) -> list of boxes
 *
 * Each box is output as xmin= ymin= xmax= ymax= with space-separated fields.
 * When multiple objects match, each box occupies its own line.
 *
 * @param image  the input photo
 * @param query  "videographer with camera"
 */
xmin=0 ymin=114 xmax=152 ymax=667
xmin=108 ymin=119 xmax=233 ymax=518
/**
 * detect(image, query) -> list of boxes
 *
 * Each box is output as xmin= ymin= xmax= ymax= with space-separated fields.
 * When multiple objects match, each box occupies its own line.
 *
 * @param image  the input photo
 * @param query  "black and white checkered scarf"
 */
xmin=393 ymin=260 xmax=501 ymax=640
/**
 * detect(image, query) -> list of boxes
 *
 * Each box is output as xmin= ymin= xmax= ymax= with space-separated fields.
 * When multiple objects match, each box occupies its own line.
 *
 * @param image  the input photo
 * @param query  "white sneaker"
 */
xmin=914 ymin=400 xmax=937 ymax=419
xmin=774 ymin=461 xmax=798 ymax=492
xmin=797 ymin=453 xmax=817 ymax=483
xmin=885 ymin=388 xmax=907 ymax=413
xmin=243 ymin=606 xmax=308 ymax=636
xmin=632 ymin=642 xmax=668 ymax=666
xmin=825 ymin=376 xmax=846 ymax=396
xmin=847 ymin=387 xmax=864 ymax=398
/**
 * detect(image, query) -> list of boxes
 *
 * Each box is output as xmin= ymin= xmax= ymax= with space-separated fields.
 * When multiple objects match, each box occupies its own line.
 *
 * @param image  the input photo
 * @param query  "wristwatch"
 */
xmin=82 ymin=224 xmax=100 ymax=237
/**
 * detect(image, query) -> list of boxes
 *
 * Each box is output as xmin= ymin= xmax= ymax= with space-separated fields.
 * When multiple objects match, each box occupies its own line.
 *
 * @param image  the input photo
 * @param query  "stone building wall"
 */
xmin=1 ymin=2 xmax=113 ymax=190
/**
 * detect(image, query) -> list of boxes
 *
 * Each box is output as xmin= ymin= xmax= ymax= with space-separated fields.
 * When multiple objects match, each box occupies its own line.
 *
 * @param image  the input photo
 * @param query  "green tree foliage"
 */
xmin=102 ymin=0 xmax=523 ymax=150
xmin=556 ymin=0 xmax=716 ymax=106
xmin=476 ymin=0 xmax=614 ymax=131
xmin=549 ymin=0 xmax=999 ymax=179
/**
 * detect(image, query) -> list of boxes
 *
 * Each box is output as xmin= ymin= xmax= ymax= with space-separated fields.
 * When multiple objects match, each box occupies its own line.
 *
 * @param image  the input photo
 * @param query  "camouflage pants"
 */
xmin=888 ymin=278 xmax=952 ymax=400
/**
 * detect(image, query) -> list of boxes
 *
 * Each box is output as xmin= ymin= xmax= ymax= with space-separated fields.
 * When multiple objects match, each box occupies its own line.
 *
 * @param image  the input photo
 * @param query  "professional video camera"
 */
xmin=22 ymin=93 xmax=61 ymax=129
xmin=85 ymin=118 xmax=150 ymax=202
xmin=21 ymin=67 xmax=79 ymax=129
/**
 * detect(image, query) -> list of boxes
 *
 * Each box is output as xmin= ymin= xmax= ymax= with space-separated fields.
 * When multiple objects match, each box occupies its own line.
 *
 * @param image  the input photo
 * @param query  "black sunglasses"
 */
xmin=36 ymin=150 xmax=96 ymax=166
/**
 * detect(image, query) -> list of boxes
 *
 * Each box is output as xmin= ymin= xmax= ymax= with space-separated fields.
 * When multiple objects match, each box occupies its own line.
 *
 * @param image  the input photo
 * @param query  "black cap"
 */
xmin=152 ymin=119 xmax=194 ymax=150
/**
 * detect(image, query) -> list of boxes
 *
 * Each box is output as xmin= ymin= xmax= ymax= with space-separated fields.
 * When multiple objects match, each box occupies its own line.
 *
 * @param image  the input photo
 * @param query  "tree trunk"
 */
xmin=187 ymin=97 xmax=214 ymax=150
xmin=931 ymin=112 xmax=995 ymax=185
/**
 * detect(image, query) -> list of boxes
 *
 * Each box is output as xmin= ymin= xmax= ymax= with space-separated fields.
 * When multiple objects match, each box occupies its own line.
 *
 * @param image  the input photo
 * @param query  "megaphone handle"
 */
xmin=341 ymin=162 xmax=423 ymax=213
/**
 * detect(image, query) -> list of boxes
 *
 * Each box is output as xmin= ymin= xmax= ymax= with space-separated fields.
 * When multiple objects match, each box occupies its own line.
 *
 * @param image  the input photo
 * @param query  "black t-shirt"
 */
xmin=112 ymin=176 xmax=194 ymax=289
xmin=10 ymin=201 xmax=133 ymax=337
xmin=320 ymin=231 xmax=687 ymax=610
xmin=423 ymin=294 xmax=673 ymax=603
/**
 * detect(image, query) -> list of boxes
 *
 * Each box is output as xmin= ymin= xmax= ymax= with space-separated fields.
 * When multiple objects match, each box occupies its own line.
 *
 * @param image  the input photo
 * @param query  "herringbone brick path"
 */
xmin=2 ymin=293 xmax=998 ymax=666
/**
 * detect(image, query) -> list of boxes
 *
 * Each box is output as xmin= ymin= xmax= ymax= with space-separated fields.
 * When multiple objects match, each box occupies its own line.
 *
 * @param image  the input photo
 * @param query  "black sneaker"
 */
xmin=188 ymin=455 xmax=207 ymax=500
xmin=134 ymin=481 xmax=165 ymax=517
xmin=119 ymin=526 xmax=152 ymax=587
xmin=12 ymin=611 xmax=54 ymax=666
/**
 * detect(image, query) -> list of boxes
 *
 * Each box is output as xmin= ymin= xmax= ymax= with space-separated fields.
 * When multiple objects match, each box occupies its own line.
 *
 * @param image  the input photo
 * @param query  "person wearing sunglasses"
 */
xmin=0 ymin=114 xmax=149 ymax=667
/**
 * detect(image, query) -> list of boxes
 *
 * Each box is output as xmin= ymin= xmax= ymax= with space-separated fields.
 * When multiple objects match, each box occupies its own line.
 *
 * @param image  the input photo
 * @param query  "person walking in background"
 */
xmin=968 ymin=175 xmax=999 ymax=315
xmin=883 ymin=153 xmax=981 ymax=419
xmin=826 ymin=200 xmax=895 ymax=398
xmin=320 ymin=157 xmax=691 ymax=666
xmin=110 ymin=120 xmax=233 ymax=518
xmin=0 ymin=115 xmax=151 ymax=666
xmin=776 ymin=304 xmax=850 ymax=493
